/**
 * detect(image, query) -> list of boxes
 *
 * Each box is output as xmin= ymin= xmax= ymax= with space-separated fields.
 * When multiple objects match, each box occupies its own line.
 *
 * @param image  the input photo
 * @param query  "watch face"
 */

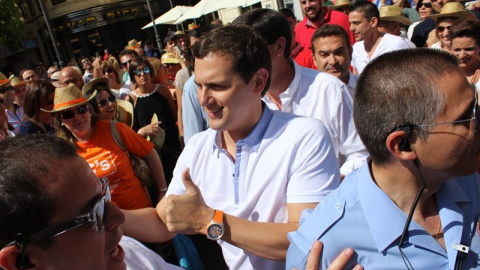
xmin=207 ymin=223 xmax=224 ymax=239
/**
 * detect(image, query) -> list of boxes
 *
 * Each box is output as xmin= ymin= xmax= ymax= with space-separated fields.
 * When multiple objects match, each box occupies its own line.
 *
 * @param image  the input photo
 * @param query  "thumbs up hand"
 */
xmin=165 ymin=168 xmax=215 ymax=234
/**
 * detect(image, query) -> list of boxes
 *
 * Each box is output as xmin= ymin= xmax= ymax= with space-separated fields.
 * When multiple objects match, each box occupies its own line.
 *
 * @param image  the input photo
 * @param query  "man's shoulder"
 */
xmin=328 ymin=9 xmax=350 ymax=23
xmin=382 ymin=34 xmax=415 ymax=49
xmin=269 ymin=110 xmax=330 ymax=138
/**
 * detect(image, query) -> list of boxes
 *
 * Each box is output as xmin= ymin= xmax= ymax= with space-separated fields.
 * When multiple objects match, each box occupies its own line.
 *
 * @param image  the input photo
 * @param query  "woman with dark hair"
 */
xmin=407 ymin=0 xmax=434 ymax=40
xmin=451 ymin=19 xmax=480 ymax=87
xmin=101 ymin=61 xmax=124 ymax=98
xmin=129 ymin=57 xmax=181 ymax=184
xmin=18 ymin=79 xmax=56 ymax=135
xmin=49 ymin=83 xmax=167 ymax=209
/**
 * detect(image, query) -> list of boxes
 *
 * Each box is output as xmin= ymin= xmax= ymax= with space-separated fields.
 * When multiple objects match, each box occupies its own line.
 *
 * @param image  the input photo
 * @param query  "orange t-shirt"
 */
xmin=76 ymin=120 xmax=153 ymax=210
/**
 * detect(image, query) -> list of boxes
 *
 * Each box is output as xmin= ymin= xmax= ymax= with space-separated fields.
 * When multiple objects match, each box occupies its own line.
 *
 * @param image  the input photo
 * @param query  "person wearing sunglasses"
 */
xmin=118 ymin=50 xmax=139 ymax=100
xmin=288 ymin=48 xmax=480 ymax=269
xmin=128 ymin=57 xmax=181 ymax=187
xmin=45 ymin=83 xmax=166 ymax=210
xmin=407 ymin=0 xmax=434 ymax=40
xmin=428 ymin=2 xmax=477 ymax=51
xmin=18 ymin=80 xmax=56 ymax=135
xmin=100 ymin=62 xmax=124 ymax=99
xmin=0 ymin=135 xmax=183 ymax=270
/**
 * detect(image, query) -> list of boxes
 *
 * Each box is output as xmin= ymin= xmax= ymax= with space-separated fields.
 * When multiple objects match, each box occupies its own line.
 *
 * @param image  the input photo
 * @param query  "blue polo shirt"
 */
xmin=287 ymin=162 xmax=480 ymax=269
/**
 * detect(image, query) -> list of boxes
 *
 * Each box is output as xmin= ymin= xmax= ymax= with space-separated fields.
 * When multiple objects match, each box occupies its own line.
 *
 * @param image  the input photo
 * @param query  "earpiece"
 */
xmin=12 ymin=234 xmax=35 ymax=269
xmin=16 ymin=253 xmax=34 ymax=269
xmin=397 ymin=124 xmax=415 ymax=151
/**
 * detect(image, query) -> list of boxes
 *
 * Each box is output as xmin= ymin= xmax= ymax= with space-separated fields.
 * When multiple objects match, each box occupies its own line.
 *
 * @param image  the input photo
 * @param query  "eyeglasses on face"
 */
xmin=419 ymin=2 xmax=432 ymax=8
xmin=2 ymin=178 xmax=111 ymax=248
xmin=133 ymin=66 xmax=151 ymax=76
xmin=59 ymin=105 xmax=89 ymax=120
xmin=103 ymin=68 xmax=114 ymax=74
xmin=165 ymin=63 xmax=179 ymax=68
xmin=416 ymin=84 xmax=479 ymax=134
xmin=121 ymin=59 xmax=132 ymax=68
xmin=437 ymin=25 xmax=451 ymax=33
xmin=98 ymin=96 xmax=116 ymax=107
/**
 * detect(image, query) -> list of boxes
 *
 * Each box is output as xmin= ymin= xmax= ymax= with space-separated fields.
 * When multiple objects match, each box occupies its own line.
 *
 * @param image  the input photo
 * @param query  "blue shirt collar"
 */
xmin=212 ymin=102 xmax=273 ymax=153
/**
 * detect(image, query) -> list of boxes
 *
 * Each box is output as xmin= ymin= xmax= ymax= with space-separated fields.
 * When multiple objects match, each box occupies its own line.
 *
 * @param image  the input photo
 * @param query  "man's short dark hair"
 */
xmin=232 ymin=9 xmax=292 ymax=59
xmin=354 ymin=48 xmax=461 ymax=165
xmin=0 ymin=135 xmax=78 ymax=248
xmin=351 ymin=0 xmax=379 ymax=20
xmin=191 ymin=25 xmax=272 ymax=96
xmin=279 ymin=7 xmax=296 ymax=20
xmin=164 ymin=35 xmax=179 ymax=45
xmin=311 ymin=24 xmax=352 ymax=53
xmin=119 ymin=49 xmax=139 ymax=59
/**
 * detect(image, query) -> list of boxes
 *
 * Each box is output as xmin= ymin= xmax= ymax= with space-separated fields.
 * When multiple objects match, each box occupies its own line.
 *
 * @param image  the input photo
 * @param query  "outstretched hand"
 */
xmin=165 ymin=168 xmax=214 ymax=234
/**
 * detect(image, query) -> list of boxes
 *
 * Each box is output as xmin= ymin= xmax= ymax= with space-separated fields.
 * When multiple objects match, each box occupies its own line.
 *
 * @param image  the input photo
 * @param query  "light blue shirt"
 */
xmin=287 ymin=162 xmax=480 ymax=269
xmin=182 ymin=75 xmax=209 ymax=143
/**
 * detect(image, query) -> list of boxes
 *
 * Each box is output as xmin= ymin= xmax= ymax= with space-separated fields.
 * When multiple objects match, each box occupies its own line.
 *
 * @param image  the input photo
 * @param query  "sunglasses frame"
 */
xmin=59 ymin=105 xmax=89 ymax=120
xmin=97 ymin=96 xmax=116 ymax=107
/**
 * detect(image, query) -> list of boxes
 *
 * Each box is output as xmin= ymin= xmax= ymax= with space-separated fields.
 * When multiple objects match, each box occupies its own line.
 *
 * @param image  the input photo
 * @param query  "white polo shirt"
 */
xmin=263 ymin=62 xmax=367 ymax=176
xmin=167 ymin=105 xmax=340 ymax=270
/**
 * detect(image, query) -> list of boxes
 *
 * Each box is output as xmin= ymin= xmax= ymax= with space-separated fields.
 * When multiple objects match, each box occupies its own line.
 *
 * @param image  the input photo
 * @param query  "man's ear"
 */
xmin=386 ymin=130 xmax=418 ymax=161
xmin=370 ymin=17 xmax=379 ymax=28
xmin=273 ymin=37 xmax=287 ymax=59
xmin=0 ymin=245 xmax=22 ymax=270
xmin=252 ymin=68 xmax=269 ymax=94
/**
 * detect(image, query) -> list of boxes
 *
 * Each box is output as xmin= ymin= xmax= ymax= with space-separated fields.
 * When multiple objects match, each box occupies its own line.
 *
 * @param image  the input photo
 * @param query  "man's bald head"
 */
xmin=59 ymin=66 xmax=84 ymax=89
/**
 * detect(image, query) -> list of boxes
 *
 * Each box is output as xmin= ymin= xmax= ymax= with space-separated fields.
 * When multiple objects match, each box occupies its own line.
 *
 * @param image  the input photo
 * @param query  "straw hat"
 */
xmin=428 ymin=2 xmax=477 ymax=21
xmin=82 ymin=78 xmax=134 ymax=127
xmin=41 ymin=83 xmax=96 ymax=113
xmin=161 ymin=53 xmax=180 ymax=64
xmin=0 ymin=72 xmax=10 ymax=87
xmin=379 ymin=5 xmax=413 ymax=25
xmin=10 ymin=77 xmax=26 ymax=88
xmin=174 ymin=30 xmax=186 ymax=37
xmin=187 ymin=22 xmax=199 ymax=31
xmin=125 ymin=39 xmax=142 ymax=50
xmin=330 ymin=0 xmax=352 ymax=9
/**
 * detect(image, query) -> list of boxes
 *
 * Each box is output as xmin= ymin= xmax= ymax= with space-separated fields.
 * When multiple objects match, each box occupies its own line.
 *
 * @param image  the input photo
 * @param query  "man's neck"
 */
xmin=370 ymin=160 xmax=443 ymax=217
xmin=265 ymin=58 xmax=295 ymax=109
xmin=363 ymin=31 xmax=383 ymax=57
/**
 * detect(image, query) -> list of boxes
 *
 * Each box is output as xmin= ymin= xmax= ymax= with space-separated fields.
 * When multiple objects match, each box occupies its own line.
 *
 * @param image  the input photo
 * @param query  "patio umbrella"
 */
xmin=174 ymin=0 xmax=246 ymax=24
xmin=142 ymin=5 xmax=192 ymax=29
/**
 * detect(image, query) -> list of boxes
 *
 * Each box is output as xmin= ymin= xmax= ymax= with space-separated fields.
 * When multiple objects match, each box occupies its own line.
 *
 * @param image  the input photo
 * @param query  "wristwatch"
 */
xmin=205 ymin=209 xmax=224 ymax=240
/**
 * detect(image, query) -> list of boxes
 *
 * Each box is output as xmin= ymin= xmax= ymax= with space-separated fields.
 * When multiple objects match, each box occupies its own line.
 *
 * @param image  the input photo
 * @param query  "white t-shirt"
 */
xmin=352 ymin=33 xmax=416 ymax=74
xmin=122 ymin=236 xmax=182 ymax=270
xmin=167 ymin=106 xmax=340 ymax=270
xmin=262 ymin=62 xmax=367 ymax=175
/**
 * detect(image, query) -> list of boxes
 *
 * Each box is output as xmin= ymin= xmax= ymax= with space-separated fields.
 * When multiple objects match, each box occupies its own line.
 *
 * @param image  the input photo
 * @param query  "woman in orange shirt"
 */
xmin=44 ymin=83 xmax=166 ymax=210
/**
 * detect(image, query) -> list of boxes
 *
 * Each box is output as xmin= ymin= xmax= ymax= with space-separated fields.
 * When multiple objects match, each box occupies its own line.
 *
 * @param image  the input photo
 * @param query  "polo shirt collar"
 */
xmin=212 ymin=103 xmax=273 ymax=153
xmin=358 ymin=161 xmax=469 ymax=254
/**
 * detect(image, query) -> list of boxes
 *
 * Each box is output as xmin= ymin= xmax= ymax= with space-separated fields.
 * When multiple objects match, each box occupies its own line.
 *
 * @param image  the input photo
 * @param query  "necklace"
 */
xmin=131 ymin=84 xmax=160 ymax=98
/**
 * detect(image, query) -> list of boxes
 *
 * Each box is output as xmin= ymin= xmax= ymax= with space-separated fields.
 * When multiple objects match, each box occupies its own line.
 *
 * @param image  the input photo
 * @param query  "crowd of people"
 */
xmin=1 ymin=0 xmax=480 ymax=269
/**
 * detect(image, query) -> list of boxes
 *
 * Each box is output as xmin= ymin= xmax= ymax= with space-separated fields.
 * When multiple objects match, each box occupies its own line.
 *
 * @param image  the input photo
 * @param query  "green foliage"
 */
xmin=0 ymin=0 xmax=25 ymax=50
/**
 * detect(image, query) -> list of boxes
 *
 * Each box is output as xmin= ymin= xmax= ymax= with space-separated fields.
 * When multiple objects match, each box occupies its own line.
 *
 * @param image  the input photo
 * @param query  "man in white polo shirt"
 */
xmin=233 ymin=9 xmax=367 ymax=177
xmin=122 ymin=24 xmax=340 ymax=270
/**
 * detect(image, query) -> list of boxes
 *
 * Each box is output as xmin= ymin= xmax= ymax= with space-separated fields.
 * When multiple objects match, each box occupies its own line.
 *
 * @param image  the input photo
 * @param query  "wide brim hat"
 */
xmin=174 ymin=30 xmax=186 ymax=37
xmin=116 ymin=100 xmax=134 ymax=128
xmin=379 ymin=5 xmax=413 ymax=25
xmin=10 ymin=77 xmax=26 ymax=88
xmin=187 ymin=22 xmax=199 ymax=31
xmin=330 ymin=0 xmax=352 ymax=9
xmin=125 ymin=39 xmax=141 ymax=50
xmin=82 ymin=77 xmax=111 ymax=96
xmin=0 ymin=72 xmax=10 ymax=87
xmin=41 ymin=83 xmax=96 ymax=113
xmin=161 ymin=53 xmax=180 ymax=64
xmin=428 ymin=2 xmax=477 ymax=21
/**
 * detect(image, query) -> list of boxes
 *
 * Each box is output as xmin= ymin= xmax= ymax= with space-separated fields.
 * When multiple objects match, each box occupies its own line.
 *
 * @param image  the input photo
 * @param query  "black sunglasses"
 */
xmin=419 ymin=2 xmax=432 ymax=8
xmin=133 ymin=66 xmax=151 ymax=76
xmin=437 ymin=25 xmax=451 ymax=32
xmin=121 ymin=59 xmax=132 ymax=68
xmin=98 ymin=96 xmax=116 ymax=107
xmin=59 ymin=105 xmax=89 ymax=120
xmin=165 ymin=63 xmax=179 ymax=68
xmin=103 ymin=68 xmax=114 ymax=74
xmin=0 ymin=85 xmax=13 ymax=93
